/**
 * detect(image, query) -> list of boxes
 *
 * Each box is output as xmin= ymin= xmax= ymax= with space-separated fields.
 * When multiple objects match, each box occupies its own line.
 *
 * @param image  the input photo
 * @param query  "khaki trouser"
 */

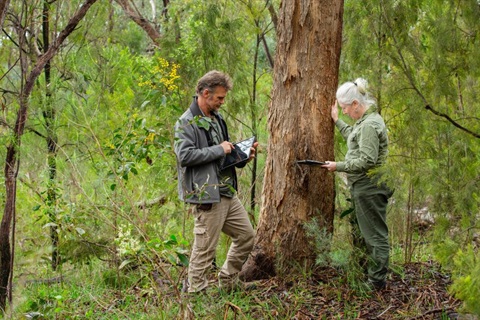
xmin=188 ymin=196 xmax=255 ymax=293
xmin=351 ymin=176 xmax=393 ymax=283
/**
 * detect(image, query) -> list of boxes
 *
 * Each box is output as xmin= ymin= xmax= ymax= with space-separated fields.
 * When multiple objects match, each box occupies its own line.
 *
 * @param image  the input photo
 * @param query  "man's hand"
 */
xmin=247 ymin=142 xmax=259 ymax=162
xmin=221 ymin=141 xmax=234 ymax=154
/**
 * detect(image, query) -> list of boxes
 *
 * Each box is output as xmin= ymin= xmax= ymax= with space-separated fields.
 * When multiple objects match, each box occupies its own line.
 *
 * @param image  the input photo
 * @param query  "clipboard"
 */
xmin=296 ymin=160 xmax=327 ymax=166
xmin=221 ymin=136 xmax=256 ymax=169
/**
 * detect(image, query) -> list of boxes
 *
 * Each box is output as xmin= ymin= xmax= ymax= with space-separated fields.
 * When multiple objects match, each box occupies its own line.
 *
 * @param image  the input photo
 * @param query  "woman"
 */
xmin=322 ymin=78 xmax=393 ymax=290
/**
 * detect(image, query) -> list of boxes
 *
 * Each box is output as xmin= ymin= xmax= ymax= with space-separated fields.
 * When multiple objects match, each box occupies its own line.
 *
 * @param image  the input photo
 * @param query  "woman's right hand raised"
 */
xmin=331 ymin=100 xmax=339 ymax=123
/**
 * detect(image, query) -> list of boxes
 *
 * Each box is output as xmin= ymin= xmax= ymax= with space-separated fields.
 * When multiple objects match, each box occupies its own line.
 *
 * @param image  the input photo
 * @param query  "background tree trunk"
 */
xmin=42 ymin=0 xmax=60 ymax=271
xmin=0 ymin=0 xmax=10 ymax=28
xmin=241 ymin=0 xmax=344 ymax=280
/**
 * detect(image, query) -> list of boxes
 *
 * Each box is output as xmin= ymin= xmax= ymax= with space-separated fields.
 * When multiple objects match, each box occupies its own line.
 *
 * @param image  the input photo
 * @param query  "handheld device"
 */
xmin=221 ymin=136 xmax=256 ymax=169
xmin=296 ymin=160 xmax=327 ymax=166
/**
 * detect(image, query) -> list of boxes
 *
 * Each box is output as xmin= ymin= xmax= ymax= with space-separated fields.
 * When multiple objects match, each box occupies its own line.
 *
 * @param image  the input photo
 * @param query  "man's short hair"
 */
xmin=196 ymin=70 xmax=233 ymax=94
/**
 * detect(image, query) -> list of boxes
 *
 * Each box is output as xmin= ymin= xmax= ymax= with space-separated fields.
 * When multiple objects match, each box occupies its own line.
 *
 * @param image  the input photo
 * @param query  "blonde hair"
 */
xmin=336 ymin=78 xmax=376 ymax=108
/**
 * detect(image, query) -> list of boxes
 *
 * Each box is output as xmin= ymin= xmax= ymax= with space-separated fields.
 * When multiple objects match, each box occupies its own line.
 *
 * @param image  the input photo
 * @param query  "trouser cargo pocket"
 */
xmin=193 ymin=227 xmax=208 ymax=250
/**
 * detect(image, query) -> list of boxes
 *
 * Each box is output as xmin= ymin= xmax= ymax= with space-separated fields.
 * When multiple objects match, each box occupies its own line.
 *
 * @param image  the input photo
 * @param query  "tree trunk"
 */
xmin=42 ymin=0 xmax=60 ymax=271
xmin=0 ymin=145 xmax=18 ymax=312
xmin=241 ymin=0 xmax=344 ymax=281
xmin=249 ymin=33 xmax=260 ymax=219
xmin=0 ymin=0 xmax=10 ymax=29
xmin=0 ymin=0 xmax=99 ymax=311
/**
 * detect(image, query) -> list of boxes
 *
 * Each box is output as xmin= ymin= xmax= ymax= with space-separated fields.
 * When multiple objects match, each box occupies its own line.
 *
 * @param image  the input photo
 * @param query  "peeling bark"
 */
xmin=241 ymin=0 xmax=344 ymax=281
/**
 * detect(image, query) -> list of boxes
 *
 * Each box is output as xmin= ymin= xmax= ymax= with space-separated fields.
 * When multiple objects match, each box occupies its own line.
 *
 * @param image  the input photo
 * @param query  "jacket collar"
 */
xmin=355 ymin=105 xmax=376 ymax=126
xmin=189 ymin=96 xmax=229 ymax=141
xmin=189 ymin=96 xmax=203 ymax=117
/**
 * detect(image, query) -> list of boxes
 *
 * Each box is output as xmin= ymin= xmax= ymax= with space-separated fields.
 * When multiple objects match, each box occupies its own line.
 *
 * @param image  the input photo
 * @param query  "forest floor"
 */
xmin=222 ymin=261 xmax=467 ymax=319
xmin=14 ymin=260 xmax=473 ymax=319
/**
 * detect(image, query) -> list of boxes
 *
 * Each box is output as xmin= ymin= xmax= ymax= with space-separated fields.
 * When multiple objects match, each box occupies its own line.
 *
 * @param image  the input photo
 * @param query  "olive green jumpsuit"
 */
xmin=335 ymin=106 xmax=393 ymax=283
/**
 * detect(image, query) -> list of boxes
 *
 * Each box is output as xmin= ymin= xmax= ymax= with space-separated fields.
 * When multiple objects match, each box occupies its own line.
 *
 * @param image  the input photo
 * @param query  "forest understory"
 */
xmin=181 ymin=261 xmax=468 ymax=319
xmin=12 ymin=254 xmax=474 ymax=319
xmin=269 ymin=262 xmax=462 ymax=319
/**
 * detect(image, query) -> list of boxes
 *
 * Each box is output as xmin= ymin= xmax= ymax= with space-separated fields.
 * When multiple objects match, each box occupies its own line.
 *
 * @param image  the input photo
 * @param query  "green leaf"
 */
xmin=174 ymin=247 xmax=188 ymax=255
xmin=166 ymin=253 xmax=177 ymax=265
xmin=163 ymin=238 xmax=175 ymax=246
xmin=147 ymin=238 xmax=161 ymax=248
xmin=177 ymin=253 xmax=189 ymax=267
xmin=42 ymin=222 xmax=58 ymax=228
xmin=119 ymin=259 xmax=132 ymax=270
xmin=196 ymin=116 xmax=211 ymax=130
xmin=340 ymin=207 xmax=354 ymax=219
xmin=140 ymin=100 xmax=150 ymax=109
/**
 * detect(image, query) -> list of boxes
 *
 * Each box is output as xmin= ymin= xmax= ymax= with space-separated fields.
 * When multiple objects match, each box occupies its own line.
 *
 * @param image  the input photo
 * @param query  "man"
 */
xmin=174 ymin=70 xmax=257 ymax=293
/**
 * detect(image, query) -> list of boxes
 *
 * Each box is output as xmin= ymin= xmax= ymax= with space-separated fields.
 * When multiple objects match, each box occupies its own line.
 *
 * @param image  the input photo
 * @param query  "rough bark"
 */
xmin=241 ymin=0 xmax=344 ymax=281
xmin=0 ymin=0 xmax=99 ymax=311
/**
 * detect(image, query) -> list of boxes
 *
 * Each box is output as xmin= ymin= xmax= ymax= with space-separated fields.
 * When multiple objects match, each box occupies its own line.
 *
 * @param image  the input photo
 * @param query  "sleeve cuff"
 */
xmin=336 ymin=162 xmax=346 ymax=172
xmin=335 ymin=119 xmax=347 ymax=130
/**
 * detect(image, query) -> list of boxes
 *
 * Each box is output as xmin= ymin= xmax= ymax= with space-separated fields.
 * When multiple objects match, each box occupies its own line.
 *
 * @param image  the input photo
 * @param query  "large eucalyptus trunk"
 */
xmin=241 ymin=0 xmax=344 ymax=280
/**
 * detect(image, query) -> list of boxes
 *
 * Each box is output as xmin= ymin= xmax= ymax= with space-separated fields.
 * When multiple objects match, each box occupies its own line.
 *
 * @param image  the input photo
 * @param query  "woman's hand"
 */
xmin=321 ymin=161 xmax=337 ymax=172
xmin=331 ymin=100 xmax=339 ymax=123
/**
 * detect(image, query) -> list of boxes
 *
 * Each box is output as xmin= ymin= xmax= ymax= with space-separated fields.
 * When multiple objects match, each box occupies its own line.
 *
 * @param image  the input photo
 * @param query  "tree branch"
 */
xmin=114 ymin=0 xmax=161 ymax=45
xmin=135 ymin=196 xmax=166 ymax=209
xmin=267 ymin=0 xmax=277 ymax=30
xmin=425 ymin=105 xmax=480 ymax=139
xmin=23 ymin=0 xmax=99 ymax=100
xmin=261 ymin=32 xmax=274 ymax=69
xmin=380 ymin=4 xmax=479 ymax=140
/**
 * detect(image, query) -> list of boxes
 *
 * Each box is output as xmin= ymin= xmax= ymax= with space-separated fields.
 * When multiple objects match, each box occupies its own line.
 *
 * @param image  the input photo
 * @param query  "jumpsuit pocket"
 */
xmin=193 ymin=227 xmax=208 ymax=250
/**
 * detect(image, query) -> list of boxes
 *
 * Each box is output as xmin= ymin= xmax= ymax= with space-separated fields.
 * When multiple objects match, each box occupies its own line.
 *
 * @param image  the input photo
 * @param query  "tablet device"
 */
xmin=221 ymin=136 xmax=256 ymax=169
xmin=296 ymin=160 xmax=327 ymax=166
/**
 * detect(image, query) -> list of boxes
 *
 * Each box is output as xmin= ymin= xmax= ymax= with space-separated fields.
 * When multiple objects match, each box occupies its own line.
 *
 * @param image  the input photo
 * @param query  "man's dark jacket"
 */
xmin=174 ymin=97 xmax=243 ymax=204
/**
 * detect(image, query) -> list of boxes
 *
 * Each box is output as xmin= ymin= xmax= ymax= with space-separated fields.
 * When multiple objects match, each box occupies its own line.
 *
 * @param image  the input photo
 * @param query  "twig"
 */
xmin=224 ymin=302 xmax=246 ymax=320
xmin=408 ymin=307 xmax=455 ymax=320
xmin=376 ymin=304 xmax=393 ymax=318
xmin=135 ymin=196 xmax=166 ymax=209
